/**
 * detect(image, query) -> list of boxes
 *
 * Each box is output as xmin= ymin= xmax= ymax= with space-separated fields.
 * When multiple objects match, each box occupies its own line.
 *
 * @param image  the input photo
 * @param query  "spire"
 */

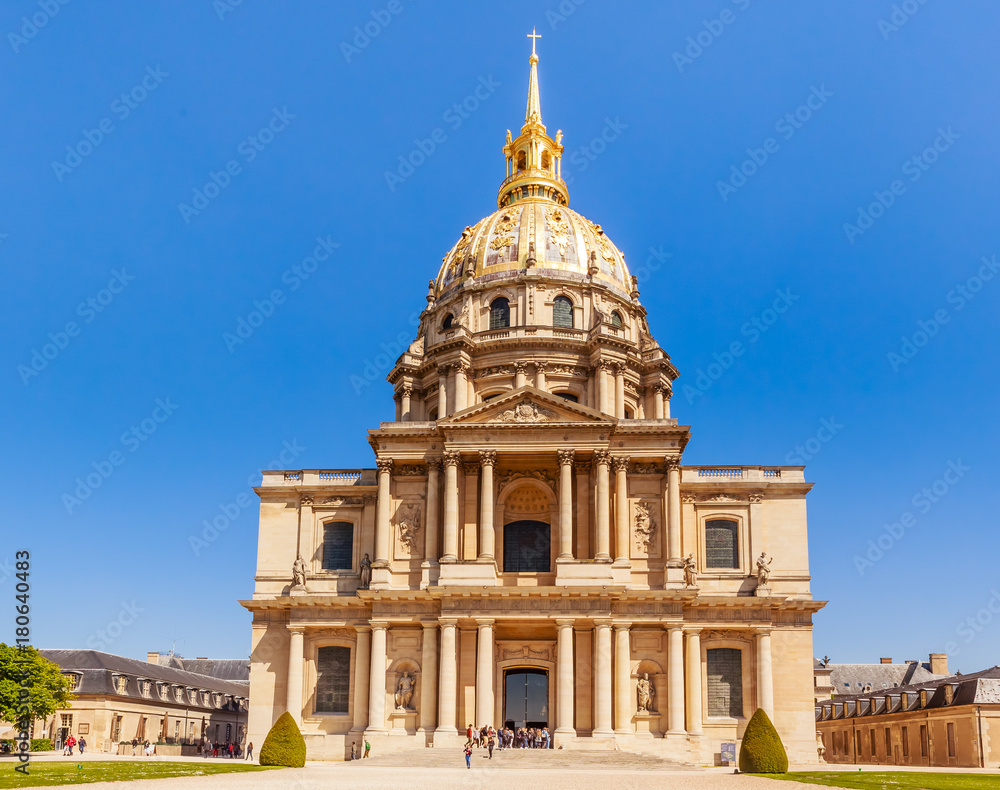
xmin=525 ymin=27 xmax=542 ymax=127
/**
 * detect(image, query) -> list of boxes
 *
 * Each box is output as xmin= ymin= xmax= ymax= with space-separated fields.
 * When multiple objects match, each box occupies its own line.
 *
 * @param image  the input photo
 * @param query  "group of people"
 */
xmin=201 ymin=739 xmax=247 ymax=759
xmin=349 ymin=739 xmax=372 ymax=760
xmin=128 ymin=739 xmax=154 ymax=756
xmin=61 ymin=735 xmax=85 ymax=755
xmin=463 ymin=724 xmax=551 ymax=767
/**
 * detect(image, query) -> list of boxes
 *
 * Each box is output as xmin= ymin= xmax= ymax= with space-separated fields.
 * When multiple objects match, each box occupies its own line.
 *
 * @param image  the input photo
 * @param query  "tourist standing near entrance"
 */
xmin=464 ymin=743 xmax=472 ymax=769
xmin=487 ymin=732 xmax=494 ymax=759
xmin=245 ymin=742 xmax=253 ymax=761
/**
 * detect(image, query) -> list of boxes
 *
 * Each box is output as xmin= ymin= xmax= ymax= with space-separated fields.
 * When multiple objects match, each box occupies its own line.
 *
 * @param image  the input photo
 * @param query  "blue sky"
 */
xmin=3 ymin=1 xmax=998 ymax=673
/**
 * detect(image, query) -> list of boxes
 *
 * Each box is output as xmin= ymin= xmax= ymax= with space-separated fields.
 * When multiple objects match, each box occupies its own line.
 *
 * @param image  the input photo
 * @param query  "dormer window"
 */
xmin=113 ymin=675 xmax=128 ymax=694
xmin=63 ymin=673 xmax=82 ymax=692
xmin=442 ymin=313 xmax=454 ymax=330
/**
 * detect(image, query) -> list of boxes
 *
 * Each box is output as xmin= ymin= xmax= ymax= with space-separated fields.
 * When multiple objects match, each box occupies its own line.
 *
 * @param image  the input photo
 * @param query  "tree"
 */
xmin=738 ymin=707 xmax=789 ymax=773
xmin=0 ymin=644 xmax=75 ymax=732
xmin=258 ymin=712 xmax=306 ymax=767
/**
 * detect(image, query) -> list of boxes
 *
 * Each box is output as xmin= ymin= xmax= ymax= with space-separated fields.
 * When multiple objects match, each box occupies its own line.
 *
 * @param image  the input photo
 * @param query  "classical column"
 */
xmin=612 ymin=456 xmax=630 ymax=564
xmin=285 ymin=625 xmax=305 ymax=725
xmin=454 ymin=363 xmax=469 ymax=412
xmin=442 ymin=451 xmax=461 ymax=562
xmin=478 ymin=450 xmax=496 ymax=561
xmin=575 ymin=459 xmax=591 ymax=560
xmin=367 ymin=622 xmax=388 ymax=734
xmin=594 ymin=450 xmax=611 ymax=561
xmin=557 ymin=449 xmax=575 ymax=559
xmin=401 ymin=385 xmax=412 ymax=421
xmin=374 ymin=457 xmax=393 ymax=566
xmin=514 ymin=361 xmax=528 ymax=389
xmin=437 ymin=364 xmax=448 ymax=418
xmin=394 ymin=393 xmax=402 ymax=422
xmin=667 ymin=626 xmax=684 ymax=735
xmin=653 ymin=385 xmax=665 ymax=420
xmin=425 ymin=459 xmax=441 ymax=563
xmin=475 ymin=619 xmax=495 ymax=725
xmin=663 ymin=387 xmax=672 ymax=420
xmin=352 ymin=625 xmax=371 ymax=732
xmin=597 ymin=361 xmax=611 ymax=415
xmin=419 ymin=622 xmax=438 ymax=732
xmin=757 ymin=629 xmax=774 ymax=719
xmin=685 ymin=629 xmax=702 ymax=735
xmin=555 ymin=619 xmax=575 ymax=737
xmin=614 ymin=362 xmax=626 ymax=419
xmin=665 ymin=458 xmax=682 ymax=561
xmin=436 ymin=619 xmax=458 ymax=735
xmin=614 ymin=622 xmax=632 ymax=733
xmin=593 ymin=620 xmax=614 ymax=736
xmin=535 ymin=361 xmax=547 ymax=392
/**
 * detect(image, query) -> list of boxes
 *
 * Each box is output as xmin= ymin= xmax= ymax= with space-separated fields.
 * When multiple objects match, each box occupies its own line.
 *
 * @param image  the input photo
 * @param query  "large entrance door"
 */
xmin=503 ymin=668 xmax=548 ymax=729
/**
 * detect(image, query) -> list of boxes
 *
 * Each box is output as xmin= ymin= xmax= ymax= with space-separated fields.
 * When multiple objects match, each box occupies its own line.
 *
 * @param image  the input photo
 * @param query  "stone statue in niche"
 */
xmin=394 ymin=503 xmax=422 ymax=554
xmin=359 ymin=553 xmax=371 ymax=589
xmin=291 ymin=554 xmax=307 ymax=588
xmin=636 ymin=673 xmax=655 ymax=712
xmin=755 ymin=552 xmax=772 ymax=587
xmin=394 ymin=671 xmax=415 ymax=710
xmin=683 ymin=554 xmax=698 ymax=588
xmin=633 ymin=501 xmax=657 ymax=553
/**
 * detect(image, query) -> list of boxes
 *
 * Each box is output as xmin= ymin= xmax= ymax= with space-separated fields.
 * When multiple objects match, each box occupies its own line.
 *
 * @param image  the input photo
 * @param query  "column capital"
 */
xmin=613 ymin=361 xmax=627 ymax=375
xmin=479 ymin=449 xmax=497 ymax=467
xmin=475 ymin=618 xmax=496 ymax=628
xmin=462 ymin=461 xmax=479 ymax=476
xmin=555 ymin=618 xmax=576 ymax=628
xmin=438 ymin=617 xmax=459 ymax=627
xmin=420 ymin=620 xmax=439 ymax=631
xmin=287 ymin=624 xmax=307 ymax=635
xmin=443 ymin=450 xmax=462 ymax=467
xmin=557 ymin=448 xmax=576 ymax=466
xmin=376 ymin=457 xmax=394 ymax=473
xmin=665 ymin=624 xmax=683 ymax=634
xmin=685 ymin=627 xmax=703 ymax=636
xmin=401 ymin=384 xmax=413 ymax=397
xmin=597 ymin=359 xmax=616 ymax=371
xmin=437 ymin=363 xmax=452 ymax=375
xmin=613 ymin=621 xmax=632 ymax=632
xmin=593 ymin=449 xmax=612 ymax=466
xmin=593 ymin=618 xmax=613 ymax=628
xmin=426 ymin=457 xmax=443 ymax=472
xmin=534 ymin=360 xmax=548 ymax=372
xmin=574 ymin=458 xmax=592 ymax=474
xmin=664 ymin=387 xmax=673 ymax=401
xmin=353 ymin=624 xmax=372 ymax=634
xmin=611 ymin=455 xmax=630 ymax=473
xmin=664 ymin=456 xmax=681 ymax=472
xmin=370 ymin=620 xmax=390 ymax=632
xmin=455 ymin=361 xmax=472 ymax=375
xmin=755 ymin=627 xmax=774 ymax=637
xmin=514 ymin=361 xmax=529 ymax=374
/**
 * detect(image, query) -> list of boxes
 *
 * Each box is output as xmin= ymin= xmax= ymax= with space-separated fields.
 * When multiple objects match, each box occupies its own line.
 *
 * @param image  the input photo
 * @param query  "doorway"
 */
xmin=503 ymin=668 xmax=548 ymax=729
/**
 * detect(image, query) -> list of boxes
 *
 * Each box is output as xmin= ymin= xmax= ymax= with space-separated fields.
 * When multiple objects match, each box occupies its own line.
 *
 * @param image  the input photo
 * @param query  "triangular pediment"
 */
xmin=442 ymin=387 xmax=613 ymax=426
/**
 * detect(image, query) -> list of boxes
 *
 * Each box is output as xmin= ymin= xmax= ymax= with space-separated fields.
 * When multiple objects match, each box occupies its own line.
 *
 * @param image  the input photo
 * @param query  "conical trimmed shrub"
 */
xmin=259 ymin=711 xmax=306 ymax=767
xmin=738 ymin=707 xmax=788 ymax=773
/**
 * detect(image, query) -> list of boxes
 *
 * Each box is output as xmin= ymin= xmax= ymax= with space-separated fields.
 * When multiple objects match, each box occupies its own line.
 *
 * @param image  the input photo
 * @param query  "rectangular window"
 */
xmin=705 ymin=519 xmax=739 ymax=569
xmin=503 ymin=520 xmax=551 ymax=573
xmin=947 ymin=722 xmax=955 ymax=757
xmin=920 ymin=724 xmax=927 ymax=757
xmin=885 ymin=727 xmax=891 ymax=758
xmin=316 ymin=645 xmax=351 ymax=715
xmin=322 ymin=522 xmax=354 ymax=570
xmin=706 ymin=647 xmax=742 ymax=717
xmin=110 ymin=715 xmax=122 ymax=743
xmin=870 ymin=728 xmax=876 ymax=757
xmin=902 ymin=725 xmax=909 ymax=758
xmin=856 ymin=730 xmax=863 ymax=756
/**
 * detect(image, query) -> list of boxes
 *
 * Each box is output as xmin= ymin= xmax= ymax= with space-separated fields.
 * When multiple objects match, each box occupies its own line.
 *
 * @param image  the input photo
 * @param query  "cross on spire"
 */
xmin=527 ymin=27 xmax=541 ymax=56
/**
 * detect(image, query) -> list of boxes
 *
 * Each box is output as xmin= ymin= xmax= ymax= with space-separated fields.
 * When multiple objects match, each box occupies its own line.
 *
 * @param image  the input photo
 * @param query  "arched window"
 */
xmin=610 ymin=310 xmax=623 ymax=328
xmin=516 ymin=151 xmax=526 ymax=171
xmin=490 ymin=297 xmax=510 ymax=329
xmin=705 ymin=519 xmax=739 ymax=569
xmin=442 ymin=313 xmax=454 ymax=330
xmin=503 ymin=520 xmax=550 ymax=573
xmin=541 ymin=151 xmax=551 ymax=170
xmin=553 ymin=295 xmax=573 ymax=328
xmin=322 ymin=521 xmax=353 ymax=570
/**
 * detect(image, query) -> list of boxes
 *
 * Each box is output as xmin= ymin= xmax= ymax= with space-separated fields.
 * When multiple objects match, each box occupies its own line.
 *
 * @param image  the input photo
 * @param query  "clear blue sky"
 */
xmin=3 ymin=1 xmax=998 ymax=673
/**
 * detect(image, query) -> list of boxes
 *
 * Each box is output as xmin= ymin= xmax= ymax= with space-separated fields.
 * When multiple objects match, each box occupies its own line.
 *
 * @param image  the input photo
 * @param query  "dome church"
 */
xmin=243 ymin=35 xmax=824 ymax=764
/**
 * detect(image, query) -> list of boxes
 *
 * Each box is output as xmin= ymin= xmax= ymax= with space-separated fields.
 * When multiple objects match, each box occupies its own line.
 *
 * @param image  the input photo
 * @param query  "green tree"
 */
xmin=738 ymin=707 xmax=789 ymax=774
xmin=0 ymin=644 xmax=75 ymax=732
xmin=258 ymin=712 xmax=306 ymax=767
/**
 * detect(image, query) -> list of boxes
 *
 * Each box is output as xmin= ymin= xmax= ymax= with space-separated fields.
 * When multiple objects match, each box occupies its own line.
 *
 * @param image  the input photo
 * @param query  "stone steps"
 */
xmin=355 ymin=747 xmax=696 ymax=770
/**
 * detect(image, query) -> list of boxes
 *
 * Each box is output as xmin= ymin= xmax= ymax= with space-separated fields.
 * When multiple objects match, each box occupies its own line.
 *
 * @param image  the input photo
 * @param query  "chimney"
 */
xmin=146 ymin=651 xmax=160 ymax=664
xmin=880 ymin=657 xmax=892 ymax=664
xmin=929 ymin=652 xmax=948 ymax=675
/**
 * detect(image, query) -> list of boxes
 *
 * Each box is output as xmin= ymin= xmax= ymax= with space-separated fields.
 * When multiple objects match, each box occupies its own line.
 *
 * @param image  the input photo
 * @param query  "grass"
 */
xmin=759 ymin=771 xmax=1000 ymax=789
xmin=0 ymin=760 xmax=280 ymax=787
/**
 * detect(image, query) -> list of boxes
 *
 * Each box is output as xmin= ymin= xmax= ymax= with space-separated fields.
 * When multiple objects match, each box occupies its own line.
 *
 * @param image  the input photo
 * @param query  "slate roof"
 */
xmin=152 ymin=655 xmax=249 ymax=682
xmin=828 ymin=661 xmax=945 ymax=694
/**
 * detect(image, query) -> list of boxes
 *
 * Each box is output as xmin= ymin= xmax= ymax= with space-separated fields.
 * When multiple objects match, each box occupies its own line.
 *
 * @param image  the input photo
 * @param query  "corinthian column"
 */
xmin=594 ymin=450 xmax=611 ymax=561
xmin=667 ymin=626 xmax=684 ymax=736
xmin=479 ymin=450 xmax=496 ymax=561
xmin=419 ymin=622 xmax=438 ymax=733
xmin=437 ymin=364 xmax=448 ymax=418
xmin=557 ymin=449 xmax=575 ymax=559
xmin=612 ymin=456 xmax=630 ymax=565
xmin=435 ymin=619 xmax=458 ymax=735
xmin=663 ymin=387 xmax=672 ymax=419
xmin=401 ymin=384 xmax=412 ymax=421
xmin=535 ymin=361 xmax=547 ymax=392
xmin=665 ymin=458 xmax=681 ymax=561
xmin=441 ymin=451 xmax=461 ymax=562
xmin=352 ymin=625 xmax=371 ymax=732
xmin=285 ymin=625 xmax=305 ymax=725
xmin=475 ymin=619 xmax=495 ymax=725
xmin=653 ymin=384 xmax=666 ymax=420
xmin=757 ymin=629 xmax=774 ymax=720
xmin=555 ymin=619 xmax=575 ymax=737
xmin=366 ymin=622 xmax=388 ymax=735
xmin=374 ymin=458 xmax=393 ymax=566
xmin=614 ymin=362 xmax=626 ymax=419
xmin=614 ymin=622 xmax=632 ymax=733
xmin=454 ymin=363 xmax=470 ymax=412
xmin=425 ymin=459 xmax=441 ymax=563
xmin=593 ymin=619 xmax=613 ymax=736
xmin=597 ymin=361 xmax=611 ymax=415
xmin=685 ymin=629 xmax=702 ymax=735
xmin=514 ymin=361 xmax=528 ymax=389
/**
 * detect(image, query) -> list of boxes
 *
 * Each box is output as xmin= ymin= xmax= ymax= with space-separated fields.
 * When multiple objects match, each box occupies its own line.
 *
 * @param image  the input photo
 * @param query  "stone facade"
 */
xmin=242 ymin=43 xmax=824 ymax=765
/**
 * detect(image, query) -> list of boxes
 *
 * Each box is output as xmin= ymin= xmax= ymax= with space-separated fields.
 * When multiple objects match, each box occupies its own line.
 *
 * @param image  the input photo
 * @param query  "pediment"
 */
xmin=441 ymin=387 xmax=612 ymax=426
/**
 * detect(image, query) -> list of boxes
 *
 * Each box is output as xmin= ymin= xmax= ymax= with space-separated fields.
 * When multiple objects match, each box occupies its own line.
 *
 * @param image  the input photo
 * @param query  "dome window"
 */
xmin=442 ymin=313 xmax=454 ymax=330
xmin=516 ymin=151 xmax=526 ymax=172
xmin=541 ymin=151 xmax=551 ymax=171
xmin=610 ymin=310 xmax=623 ymax=328
xmin=490 ymin=297 xmax=510 ymax=329
xmin=553 ymin=295 xmax=573 ymax=328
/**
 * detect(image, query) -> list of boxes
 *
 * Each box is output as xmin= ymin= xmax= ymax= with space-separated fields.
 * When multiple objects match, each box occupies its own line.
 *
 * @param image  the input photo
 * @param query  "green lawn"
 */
xmin=761 ymin=771 xmax=1000 ymax=790
xmin=0 ymin=761 xmax=280 ymax=787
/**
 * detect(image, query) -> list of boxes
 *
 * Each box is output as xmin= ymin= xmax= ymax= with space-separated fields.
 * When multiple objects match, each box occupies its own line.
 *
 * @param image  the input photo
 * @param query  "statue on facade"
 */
xmin=359 ymin=553 xmax=372 ymax=589
xmin=291 ymin=554 xmax=307 ymax=588
xmin=636 ymin=673 xmax=654 ymax=712
xmin=816 ymin=730 xmax=826 ymax=762
xmin=755 ymin=552 xmax=772 ymax=587
xmin=394 ymin=671 xmax=415 ymax=710
xmin=683 ymin=554 xmax=698 ymax=588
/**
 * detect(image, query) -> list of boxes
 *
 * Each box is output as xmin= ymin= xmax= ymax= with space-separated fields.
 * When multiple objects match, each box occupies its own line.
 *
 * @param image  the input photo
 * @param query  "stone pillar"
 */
xmin=663 ymin=387 xmax=672 ymax=420
xmin=593 ymin=620 xmax=614 ymax=736
xmin=665 ymin=458 xmax=682 ymax=561
xmin=394 ymin=393 xmax=402 ymax=422
xmin=425 ymin=459 xmax=441 ymax=563
xmin=557 ymin=449 xmax=575 ymax=559
xmin=535 ymin=361 xmax=547 ymax=392
xmin=614 ymin=622 xmax=632 ymax=733
xmin=514 ymin=361 xmax=527 ymax=389
xmin=667 ymin=626 xmax=684 ymax=735
xmin=352 ymin=625 xmax=371 ymax=732
xmin=442 ymin=451 xmax=461 ymax=562
xmin=575 ymin=459 xmax=591 ymax=560
xmin=653 ymin=385 xmax=665 ymax=419
xmin=636 ymin=386 xmax=645 ymax=419
xmin=594 ymin=450 xmax=611 ymax=561
xmin=475 ymin=619 xmax=494 ymax=725
xmin=685 ymin=629 xmax=702 ymax=735
xmin=366 ymin=622 xmax=388 ymax=735
xmin=597 ymin=361 xmax=610 ymax=415
xmin=437 ymin=364 xmax=448 ymax=418
xmin=401 ymin=385 xmax=412 ymax=421
xmin=436 ymin=619 xmax=458 ymax=735
xmin=285 ymin=625 xmax=305 ymax=725
xmin=555 ymin=619 xmax=575 ymax=737
xmin=612 ymin=456 xmax=630 ymax=565
xmin=757 ymin=629 xmax=774 ymax=720
xmin=614 ymin=362 xmax=626 ymax=419
xmin=419 ymin=622 xmax=438 ymax=732
xmin=478 ymin=450 xmax=496 ymax=561
xmin=454 ymin=363 xmax=469 ymax=413
xmin=374 ymin=458 xmax=393 ymax=567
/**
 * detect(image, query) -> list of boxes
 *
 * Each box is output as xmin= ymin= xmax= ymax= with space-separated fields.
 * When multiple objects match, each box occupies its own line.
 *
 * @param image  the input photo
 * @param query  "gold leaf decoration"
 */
xmin=489 ymin=209 xmax=520 ymax=250
xmin=545 ymin=207 xmax=571 ymax=255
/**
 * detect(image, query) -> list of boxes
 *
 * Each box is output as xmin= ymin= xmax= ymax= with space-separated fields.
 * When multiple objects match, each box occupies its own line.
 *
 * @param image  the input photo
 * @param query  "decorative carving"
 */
xmin=557 ymin=449 xmax=575 ymax=466
xmin=394 ymin=671 xmax=415 ymax=710
xmin=291 ymin=555 xmax=307 ymax=588
xmin=395 ymin=465 xmax=425 ymax=476
xmin=426 ymin=458 xmax=443 ymax=472
xmin=749 ymin=493 xmax=764 ymax=504
xmin=490 ymin=208 xmax=520 ymax=251
xmin=544 ymin=206 xmax=571 ymax=255
xmin=479 ymin=450 xmax=497 ymax=467
xmin=633 ymin=500 xmax=657 ymax=553
xmin=586 ymin=219 xmax=616 ymax=264
xmin=393 ymin=502 xmax=422 ymax=553
xmin=701 ymin=493 xmax=741 ymax=503
xmin=549 ymin=364 xmax=589 ymax=377
xmin=683 ymin=554 xmax=698 ymax=588
xmin=359 ymin=554 xmax=371 ymax=589
xmin=513 ymin=361 xmax=529 ymax=375
xmin=755 ymin=553 xmax=772 ymax=588
xmin=681 ymin=494 xmax=696 ymax=504
xmin=497 ymin=469 xmax=557 ymax=492
xmin=593 ymin=449 xmax=612 ymax=466
xmin=499 ymin=643 xmax=553 ymax=661
xmin=477 ymin=365 xmax=513 ymax=378
xmin=574 ymin=459 xmax=592 ymax=474
xmin=664 ymin=457 xmax=681 ymax=472
xmin=443 ymin=450 xmax=462 ymax=467
xmin=489 ymin=401 xmax=556 ymax=423
xmin=376 ymin=457 xmax=394 ymax=474
xmin=463 ymin=462 xmax=480 ymax=477
xmin=321 ymin=496 xmax=363 ymax=506
xmin=637 ymin=673 xmax=655 ymax=712
xmin=630 ymin=463 xmax=661 ymax=475
xmin=611 ymin=455 xmax=630 ymax=473
xmin=299 ymin=495 xmax=314 ymax=506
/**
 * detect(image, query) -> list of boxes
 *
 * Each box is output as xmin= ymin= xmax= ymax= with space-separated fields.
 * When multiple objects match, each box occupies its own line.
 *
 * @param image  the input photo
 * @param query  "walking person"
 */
xmin=487 ymin=732 xmax=494 ymax=759
xmin=350 ymin=741 xmax=357 ymax=760
xmin=464 ymin=742 xmax=472 ymax=769
xmin=363 ymin=739 xmax=371 ymax=759
xmin=131 ymin=738 xmax=138 ymax=756
xmin=245 ymin=742 xmax=253 ymax=761
xmin=78 ymin=737 xmax=86 ymax=754
xmin=204 ymin=739 xmax=212 ymax=758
